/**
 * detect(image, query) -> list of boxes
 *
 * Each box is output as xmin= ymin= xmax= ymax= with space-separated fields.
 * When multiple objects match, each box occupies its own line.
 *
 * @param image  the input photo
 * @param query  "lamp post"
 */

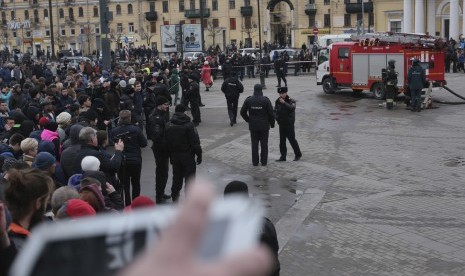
xmin=48 ymin=0 xmax=55 ymax=59
xmin=257 ymin=0 xmax=266 ymax=89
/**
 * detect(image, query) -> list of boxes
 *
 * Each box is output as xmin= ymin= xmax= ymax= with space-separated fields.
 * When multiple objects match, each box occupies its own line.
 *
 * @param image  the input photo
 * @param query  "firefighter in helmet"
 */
xmin=382 ymin=59 xmax=398 ymax=110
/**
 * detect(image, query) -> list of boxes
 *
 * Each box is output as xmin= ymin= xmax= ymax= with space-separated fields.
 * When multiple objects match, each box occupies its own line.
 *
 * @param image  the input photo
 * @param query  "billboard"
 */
xmin=182 ymin=24 xmax=202 ymax=52
xmin=160 ymin=24 xmax=177 ymax=53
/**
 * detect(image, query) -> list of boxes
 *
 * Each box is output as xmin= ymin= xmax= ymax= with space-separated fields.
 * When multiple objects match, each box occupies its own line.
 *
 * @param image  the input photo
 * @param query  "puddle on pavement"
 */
xmin=443 ymin=157 xmax=465 ymax=167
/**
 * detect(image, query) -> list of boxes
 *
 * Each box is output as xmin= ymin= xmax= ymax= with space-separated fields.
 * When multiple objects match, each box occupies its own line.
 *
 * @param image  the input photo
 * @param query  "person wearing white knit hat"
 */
xmin=81 ymin=156 xmax=101 ymax=172
xmin=56 ymin=112 xmax=72 ymax=143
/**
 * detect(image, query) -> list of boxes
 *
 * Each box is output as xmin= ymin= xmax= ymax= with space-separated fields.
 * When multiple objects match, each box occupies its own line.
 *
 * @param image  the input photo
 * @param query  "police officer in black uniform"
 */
xmin=240 ymin=84 xmax=275 ymax=166
xmin=164 ymin=104 xmax=202 ymax=202
xmin=382 ymin=60 xmax=398 ymax=110
xmin=221 ymin=75 xmax=244 ymax=126
xmin=274 ymin=55 xmax=287 ymax=88
xmin=148 ymin=96 xmax=171 ymax=204
xmin=186 ymin=75 xmax=201 ymax=126
xmin=274 ymin=87 xmax=302 ymax=162
xmin=407 ymin=58 xmax=426 ymax=112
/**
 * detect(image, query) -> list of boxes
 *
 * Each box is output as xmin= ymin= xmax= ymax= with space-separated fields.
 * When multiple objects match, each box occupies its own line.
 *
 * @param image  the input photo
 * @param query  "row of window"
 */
xmin=1 ymin=7 xmax=99 ymax=21
xmin=8 ymin=26 xmax=100 ymax=38
xmin=159 ymin=0 xmax=247 ymax=13
xmin=306 ymin=13 xmax=374 ymax=28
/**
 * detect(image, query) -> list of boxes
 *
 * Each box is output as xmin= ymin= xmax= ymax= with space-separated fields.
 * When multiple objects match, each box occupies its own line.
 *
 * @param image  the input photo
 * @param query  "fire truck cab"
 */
xmin=316 ymin=33 xmax=447 ymax=99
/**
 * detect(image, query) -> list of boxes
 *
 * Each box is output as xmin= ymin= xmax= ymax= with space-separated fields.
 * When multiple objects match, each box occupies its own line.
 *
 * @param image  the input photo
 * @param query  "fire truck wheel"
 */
xmin=323 ymin=78 xmax=335 ymax=94
xmin=372 ymin=82 xmax=385 ymax=100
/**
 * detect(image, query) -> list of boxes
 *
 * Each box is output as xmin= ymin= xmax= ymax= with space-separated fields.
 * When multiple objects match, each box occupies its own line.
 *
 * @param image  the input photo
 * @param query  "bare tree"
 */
xmin=109 ymin=28 xmax=123 ymax=49
xmin=0 ymin=27 xmax=8 ymax=47
xmin=139 ymin=26 xmax=155 ymax=46
xmin=241 ymin=20 xmax=257 ymax=47
xmin=55 ymin=31 xmax=69 ymax=50
xmin=206 ymin=21 xmax=222 ymax=48
xmin=81 ymin=26 xmax=95 ymax=55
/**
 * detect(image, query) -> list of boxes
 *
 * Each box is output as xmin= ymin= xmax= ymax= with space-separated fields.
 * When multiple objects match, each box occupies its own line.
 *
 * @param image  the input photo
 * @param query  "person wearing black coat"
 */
xmin=60 ymin=124 xmax=84 ymax=180
xmin=274 ymin=87 xmax=302 ymax=162
xmin=186 ymin=75 xmax=201 ymax=126
xmin=164 ymin=104 xmax=202 ymax=202
xmin=153 ymin=76 xmax=172 ymax=104
xmin=407 ymin=58 xmax=427 ymax=112
xmin=148 ymin=96 xmax=171 ymax=203
xmin=240 ymin=84 xmax=275 ymax=166
xmin=221 ymin=76 xmax=244 ymax=126
xmin=73 ymin=126 xmax=125 ymax=188
xmin=110 ymin=110 xmax=147 ymax=206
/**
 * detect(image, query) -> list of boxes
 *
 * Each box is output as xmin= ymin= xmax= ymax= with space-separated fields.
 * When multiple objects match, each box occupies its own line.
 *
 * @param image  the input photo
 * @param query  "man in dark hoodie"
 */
xmin=221 ymin=75 xmax=244 ymax=127
xmin=164 ymin=104 xmax=202 ymax=202
xmin=240 ymin=84 xmax=275 ymax=166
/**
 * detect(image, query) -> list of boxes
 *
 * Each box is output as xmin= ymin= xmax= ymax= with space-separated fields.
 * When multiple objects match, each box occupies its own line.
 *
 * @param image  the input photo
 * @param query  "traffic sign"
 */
xmin=313 ymin=28 xmax=319 ymax=35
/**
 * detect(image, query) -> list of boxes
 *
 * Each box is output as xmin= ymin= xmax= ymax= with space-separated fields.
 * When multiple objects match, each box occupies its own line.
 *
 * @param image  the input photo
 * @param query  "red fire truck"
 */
xmin=316 ymin=33 xmax=447 ymax=99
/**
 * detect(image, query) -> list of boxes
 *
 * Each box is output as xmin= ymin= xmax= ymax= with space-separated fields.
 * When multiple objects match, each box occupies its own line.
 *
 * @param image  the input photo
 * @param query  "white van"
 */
xmin=317 ymin=34 xmax=352 ymax=48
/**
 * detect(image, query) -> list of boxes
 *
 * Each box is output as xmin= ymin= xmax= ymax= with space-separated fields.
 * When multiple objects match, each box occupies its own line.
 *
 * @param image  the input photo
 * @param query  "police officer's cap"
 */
xmin=277 ymin=87 xmax=288 ymax=93
xmin=388 ymin=59 xmax=396 ymax=65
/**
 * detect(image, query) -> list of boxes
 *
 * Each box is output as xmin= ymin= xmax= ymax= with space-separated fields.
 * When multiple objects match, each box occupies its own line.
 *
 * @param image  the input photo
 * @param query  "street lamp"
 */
xmin=257 ymin=0 xmax=266 ymax=89
xmin=48 ymin=0 xmax=56 ymax=59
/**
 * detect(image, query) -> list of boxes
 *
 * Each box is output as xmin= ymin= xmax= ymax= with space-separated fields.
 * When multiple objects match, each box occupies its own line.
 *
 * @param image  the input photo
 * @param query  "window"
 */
xmin=95 ymin=27 xmax=99 ymax=33
xmin=308 ymin=15 xmax=315 ymax=27
xmin=164 ymin=20 xmax=169 ymax=25
xmin=150 ymin=22 xmax=156 ymax=33
xmin=10 ymin=11 xmax=14 ymax=20
xmin=390 ymin=20 xmax=401 ymax=33
xmin=190 ymin=0 xmax=195 ymax=9
xmin=128 ymin=22 xmax=134 ymax=33
xmin=230 ymin=18 xmax=236 ymax=30
xmin=212 ymin=18 xmax=219 ymax=28
xmin=180 ymin=20 xmax=185 ymax=25
xmin=244 ymin=16 xmax=251 ymax=28
xmin=344 ymin=14 xmax=351 ymax=27
xmin=324 ymin=0 xmax=330 ymax=4
xmin=203 ymin=18 xmax=207 ymax=26
xmin=24 ymin=10 xmax=29 ymax=20
xmin=61 ymin=29 xmax=66 ymax=36
xmin=13 ymin=31 xmax=17 ymax=38
xmin=128 ymin=4 xmax=133 ymax=14
xmin=26 ymin=31 xmax=31 ymax=38
xmin=356 ymin=13 xmax=362 ymax=22
xmin=344 ymin=0 xmax=350 ymax=3
xmin=80 ymin=27 xmax=84 ymax=34
xmin=179 ymin=0 xmax=184 ymax=12
xmin=150 ymin=2 xmax=155 ymax=12
xmin=324 ymin=14 xmax=331 ymax=27
xmin=190 ymin=19 xmax=196 ymax=24
xmin=44 ymin=9 xmax=48 ymax=18
xmin=338 ymin=48 xmax=349 ymax=59
xmin=212 ymin=0 xmax=218 ymax=11
xmin=68 ymin=8 xmax=74 ymax=20
xmin=244 ymin=0 xmax=250 ymax=6
xmin=71 ymin=28 xmax=75 ymax=35
xmin=59 ymin=8 xmax=64 ymax=18
xmin=33 ymin=9 xmax=38 ymax=22
xmin=116 ymin=5 xmax=121 ymax=15
xmin=78 ymin=7 xmax=83 ymax=17
xmin=45 ymin=29 xmax=50 ymax=37
xmin=229 ymin=0 xmax=235 ymax=9
xmin=93 ymin=6 xmax=98 ymax=17
xmin=369 ymin=13 xmax=374 ymax=26
xmin=163 ymin=1 xmax=168 ymax=13
xmin=117 ymin=23 xmax=123 ymax=33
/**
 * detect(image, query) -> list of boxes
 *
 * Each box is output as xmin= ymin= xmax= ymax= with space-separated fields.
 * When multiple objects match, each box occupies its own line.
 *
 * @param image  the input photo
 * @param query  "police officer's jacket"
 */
xmin=164 ymin=112 xmax=202 ymax=156
xmin=407 ymin=64 xmax=426 ymax=91
xmin=221 ymin=77 xmax=244 ymax=99
xmin=240 ymin=85 xmax=275 ymax=132
xmin=274 ymin=96 xmax=296 ymax=126
xmin=148 ymin=108 xmax=170 ymax=148
xmin=110 ymin=122 xmax=148 ymax=164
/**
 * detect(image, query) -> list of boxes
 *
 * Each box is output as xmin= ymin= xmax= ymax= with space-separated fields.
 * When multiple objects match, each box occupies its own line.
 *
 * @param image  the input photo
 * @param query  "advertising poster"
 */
xmin=182 ymin=24 xmax=202 ymax=52
xmin=160 ymin=24 xmax=178 ymax=53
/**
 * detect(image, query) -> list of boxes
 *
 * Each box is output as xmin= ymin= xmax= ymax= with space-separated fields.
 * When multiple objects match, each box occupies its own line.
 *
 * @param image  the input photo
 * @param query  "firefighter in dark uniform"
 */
xmin=164 ymin=104 xmax=202 ymax=202
xmin=186 ymin=75 xmax=201 ymax=126
xmin=221 ymin=75 xmax=244 ymax=126
xmin=274 ymin=56 xmax=287 ymax=88
xmin=240 ymin=84 xmax=275 ymax=166
xmin=382 ymin=60 xmax=398 ymax=110
xmin=274 ymin=87 xmax=302 ymax=162
xmin=147 ymin=96 xmax=171 ymax=204
xmin=407 ymin=58 xmax=426 ymax=112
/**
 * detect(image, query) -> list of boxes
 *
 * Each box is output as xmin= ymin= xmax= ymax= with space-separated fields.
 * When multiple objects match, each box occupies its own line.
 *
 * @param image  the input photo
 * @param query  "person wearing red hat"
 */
xmin=56 ymin=199 xmax=96 ymax=219
xmin=123 ymin=196 xmax=155 ymax=212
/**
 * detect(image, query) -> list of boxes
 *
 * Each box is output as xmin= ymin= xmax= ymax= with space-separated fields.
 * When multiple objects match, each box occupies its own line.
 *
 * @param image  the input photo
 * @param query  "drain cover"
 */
xmin=444 ymin=158 xmax=465 ymax=167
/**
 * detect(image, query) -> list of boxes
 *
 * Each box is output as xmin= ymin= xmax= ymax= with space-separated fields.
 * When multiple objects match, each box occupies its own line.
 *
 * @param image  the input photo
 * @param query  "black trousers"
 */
xmin=226 ymin=96 xmax=239 ymax=124
xmin=121 ymin=162 xmax=142 ymax=206
xmin=250 ymin=130 xmax=269 ymax=165
xmin=279 ymin=125 xmax=301 ymax=159
xmin=170 ymin=152 xmax=196 ymax=200
xmin=189 ymin=98 xmax=201 ymax=124
xmin=276 ymin=70 xmax=287 ymax=87
xmin=152 ymin=147 xmax=169 ymax=200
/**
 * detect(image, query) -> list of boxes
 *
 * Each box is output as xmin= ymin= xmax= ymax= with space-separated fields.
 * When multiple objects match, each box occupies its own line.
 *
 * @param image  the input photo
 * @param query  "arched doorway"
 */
xmin=266 ymin=0 xmax=294 ymax=48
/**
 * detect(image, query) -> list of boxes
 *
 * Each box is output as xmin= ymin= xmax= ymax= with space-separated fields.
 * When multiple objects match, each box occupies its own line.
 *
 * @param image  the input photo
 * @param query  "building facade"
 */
xmin=374 ymin=0 xmax=465 ymax=41
xmin=0 ymin=0 xmax=377 ymax=55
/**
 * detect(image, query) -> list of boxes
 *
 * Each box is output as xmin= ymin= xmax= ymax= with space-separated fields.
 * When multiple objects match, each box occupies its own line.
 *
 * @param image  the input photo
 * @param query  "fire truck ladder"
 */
xmin=350 ymin=33 xmax=447 ymax=49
